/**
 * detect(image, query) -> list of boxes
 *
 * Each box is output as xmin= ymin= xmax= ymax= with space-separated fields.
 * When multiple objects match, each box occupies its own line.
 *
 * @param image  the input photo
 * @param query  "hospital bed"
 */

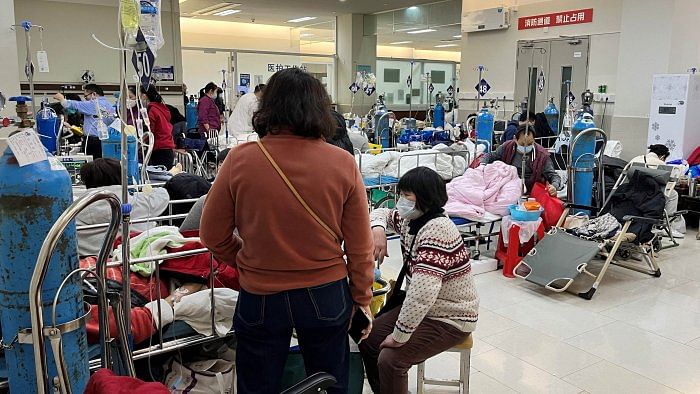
xmin=513 ymin=164 xmax=672 ymax=300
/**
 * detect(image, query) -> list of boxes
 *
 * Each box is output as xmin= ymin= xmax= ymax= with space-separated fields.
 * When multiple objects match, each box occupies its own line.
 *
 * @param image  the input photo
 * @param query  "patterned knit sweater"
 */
xmin=370 ymin=208 xmax=479 ymax=343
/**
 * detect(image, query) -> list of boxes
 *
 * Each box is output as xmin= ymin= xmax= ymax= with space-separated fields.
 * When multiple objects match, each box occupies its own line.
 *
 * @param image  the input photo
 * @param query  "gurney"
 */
xmin=514 ymin=165 xmax=668 ymax=300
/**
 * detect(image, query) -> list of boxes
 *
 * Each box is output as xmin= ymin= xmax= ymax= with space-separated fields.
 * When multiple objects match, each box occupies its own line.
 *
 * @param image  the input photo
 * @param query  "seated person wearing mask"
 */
xmin=75 ymin=158 xmax=170 ymax=257
xmin=228 ymin=84 xmax=265 ymax=136
xmin=630 ymin=144 xmax=683 ymax=238
xmin=502 ymin=111 xmax=536 ymax=144
xmin=483 ymin=124 xmax=561 ymax=196
xmin=361 ymin=167 xmax=479 ymax=393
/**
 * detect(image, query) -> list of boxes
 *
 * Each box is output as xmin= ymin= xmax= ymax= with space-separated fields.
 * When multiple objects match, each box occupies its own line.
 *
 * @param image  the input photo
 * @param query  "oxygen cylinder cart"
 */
xmin=570 ymin=112 xmax=597 ymax=213
xmin=544 ymin=97 xmax=559 ymax=135
xmin=101 ymin=120 xmax=140 ymax=184
xmin=476 ymin=103 xmax=495 ymax=152
xmin=372 ymin=96 xmax=391 ymax=148
xmin=36 ymin=102 xmax=60 ymax=154
xmin=0 ymin=145 xmax=89 ymax=393
xmin=433 ymin=93 xmax=445 ymax=129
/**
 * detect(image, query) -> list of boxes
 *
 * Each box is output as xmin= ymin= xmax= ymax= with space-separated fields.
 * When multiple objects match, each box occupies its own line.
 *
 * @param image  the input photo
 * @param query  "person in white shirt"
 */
xmin=75 ymin=158 xmax=170 ymax=257
xmin=629 ymin=144 xmax=684 ymax=238
xmin=228 ymin=84 xmax=265 ymax=137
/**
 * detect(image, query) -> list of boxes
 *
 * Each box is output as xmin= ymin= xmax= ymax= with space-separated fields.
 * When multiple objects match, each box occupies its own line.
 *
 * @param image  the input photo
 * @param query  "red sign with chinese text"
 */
xmin=518 ymin=8 xmax=593 ymax=30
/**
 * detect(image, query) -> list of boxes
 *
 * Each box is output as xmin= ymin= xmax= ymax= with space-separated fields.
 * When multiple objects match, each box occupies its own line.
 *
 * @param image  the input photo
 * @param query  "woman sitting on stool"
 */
xmin=361 ymin=167 xmax=479 ymax=394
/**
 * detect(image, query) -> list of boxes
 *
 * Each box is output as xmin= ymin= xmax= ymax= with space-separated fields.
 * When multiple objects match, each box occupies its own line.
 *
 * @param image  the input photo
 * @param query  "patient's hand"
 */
xmin=165 ymin=283 xmax=206 ymax=306
xmin=547 ymin=184 xmax=557 ymax=196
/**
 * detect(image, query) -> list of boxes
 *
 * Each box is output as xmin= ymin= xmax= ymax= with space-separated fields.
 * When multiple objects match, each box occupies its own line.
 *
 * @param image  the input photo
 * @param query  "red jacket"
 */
xmin=147 ymin=102 xmax=176 ymax=150
xmin=86 ymin=369 xmax=169 ymax=393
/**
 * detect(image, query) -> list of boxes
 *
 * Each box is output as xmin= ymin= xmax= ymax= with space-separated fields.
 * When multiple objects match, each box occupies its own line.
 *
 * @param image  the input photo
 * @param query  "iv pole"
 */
xmin=11 ymin=21 xmax=45 ymax=120
xmin=518 ymin=46 xmax=547 ymax=126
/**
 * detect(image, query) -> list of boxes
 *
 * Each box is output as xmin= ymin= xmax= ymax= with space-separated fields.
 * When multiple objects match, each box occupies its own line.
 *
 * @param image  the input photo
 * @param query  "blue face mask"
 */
xmin=517 ymin=144 xmax=534 ymax=154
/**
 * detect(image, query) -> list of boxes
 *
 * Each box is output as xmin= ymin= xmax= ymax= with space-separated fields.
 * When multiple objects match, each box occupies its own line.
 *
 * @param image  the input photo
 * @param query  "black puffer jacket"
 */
xmin=327 ymin=110 xmax=354 ymax=155
xmin=604 ymin=169 xmax=665 ymax=244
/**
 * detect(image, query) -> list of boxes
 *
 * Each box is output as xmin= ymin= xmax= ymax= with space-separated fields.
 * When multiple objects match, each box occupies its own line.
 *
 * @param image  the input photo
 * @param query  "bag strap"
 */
xmin=394 ymin=232 xmax=420 ymax=291
xmin=256 ymin=140 xmax=340 ymax=243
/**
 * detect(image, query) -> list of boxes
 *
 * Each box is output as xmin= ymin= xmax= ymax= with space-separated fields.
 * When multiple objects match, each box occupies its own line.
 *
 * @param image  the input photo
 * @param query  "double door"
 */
xmin=514 ymin=37 xmax=590 ymax=129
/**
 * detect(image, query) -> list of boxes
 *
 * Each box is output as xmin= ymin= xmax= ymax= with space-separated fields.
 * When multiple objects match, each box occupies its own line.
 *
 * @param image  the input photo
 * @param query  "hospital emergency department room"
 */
xmin=3 ymin=0 xmax=700 ymax=393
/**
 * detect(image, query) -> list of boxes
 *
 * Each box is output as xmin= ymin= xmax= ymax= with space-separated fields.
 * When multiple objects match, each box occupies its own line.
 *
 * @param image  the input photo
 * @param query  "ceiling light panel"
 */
xmin=407 ymin=28 xmax=436 ymax=34
xmin=214 ymin=9 xmax=241 ymax=16
xmin=389 ymin=41 xmax=413 ymax=45
xmin=287 ymin=17 xmax=317 ymax=23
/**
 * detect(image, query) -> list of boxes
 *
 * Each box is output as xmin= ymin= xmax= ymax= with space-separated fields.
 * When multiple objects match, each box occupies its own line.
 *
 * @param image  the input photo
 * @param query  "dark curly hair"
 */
xmin=252 ymin=68 xmax=334 ymax=139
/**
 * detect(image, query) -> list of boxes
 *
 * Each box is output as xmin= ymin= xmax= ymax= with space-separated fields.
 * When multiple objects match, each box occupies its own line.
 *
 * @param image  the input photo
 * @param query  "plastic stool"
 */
xmin=496 ymin=221 xmax=545 ymax=278
xmin=416 ymin=334 xmax=473 ymax=394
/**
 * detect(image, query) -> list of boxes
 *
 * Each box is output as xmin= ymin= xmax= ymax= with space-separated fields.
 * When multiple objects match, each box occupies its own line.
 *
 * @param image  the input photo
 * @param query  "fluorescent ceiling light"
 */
xmin=214 ymin=9 xmax=241 ymax=16
xmin=407 ymin=28 xmax=436 ymax=34
xmin=408 ymin=6 xmax=419 ymax=10
xmin=287 ymin=17 xmax=317 ymax=23
xmin=453 ymin=34 xmax=462 ymax=38
xmin=300 ymin=33 xmax=314 ymax=38
xmin=390 ymin=41 xmax=413 ymax=45
xmin=395 ymin=27 xmax=419 ymax=32
xmin=435 ymin=44 xmax=458 ymax=48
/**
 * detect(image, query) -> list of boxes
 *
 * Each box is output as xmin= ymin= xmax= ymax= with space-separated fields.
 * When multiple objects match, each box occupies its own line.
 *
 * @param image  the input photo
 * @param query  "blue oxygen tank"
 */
xmin=544 ymin=98 xmax=559 ymax=135
xmin=36 ymin=104 xmax=60 ymax=154
xmin=476 ymin=104 xmax=494 ymax=152
xmin=101 ymin=122 xmax=140 ymax=184
xmin=433 ymin=93 xmax=446 ymax=129
xmin=0 ymin=147 xmax=89 ymax=393
xmin=571 ymin=112 xmax=597 ymax=210
xmin=186 ymin=96 xmax=198 ymax=130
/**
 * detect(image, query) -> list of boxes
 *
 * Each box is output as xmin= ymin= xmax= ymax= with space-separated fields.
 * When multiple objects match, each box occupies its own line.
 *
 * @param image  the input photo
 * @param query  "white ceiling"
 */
xmin=180 ymin=0 xmax=462 ymax=52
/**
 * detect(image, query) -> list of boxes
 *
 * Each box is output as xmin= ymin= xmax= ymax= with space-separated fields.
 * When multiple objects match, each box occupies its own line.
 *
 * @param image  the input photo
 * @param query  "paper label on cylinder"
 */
xmin=7 ymin=130 xmax=48 ymax=166
xmin=48 ymin=156 xmax=65 ymax=171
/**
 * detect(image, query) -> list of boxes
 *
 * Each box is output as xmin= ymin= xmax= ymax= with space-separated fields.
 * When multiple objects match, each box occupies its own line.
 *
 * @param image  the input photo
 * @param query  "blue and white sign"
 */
xmin=131 ymin=28 xmax=155 ymax=90
xmin=364 ymin=85 xmax=376 ymax=96
xmin=567 ymin=91 xmax=576 ymax=104
xmin=475 ymin=78 xmax=491 ymax=97
xmin=537 ymin=70 xmax=545 ymax=93
xmin=407 ymin=75 xmax=412 ymax=87
xmin=447 ymin=85 xmax=455 ymax=95
xmin=428 ymin=83 xmax=435 ymax=94
xmin=349 ymin=82 xmax=360 ymax=94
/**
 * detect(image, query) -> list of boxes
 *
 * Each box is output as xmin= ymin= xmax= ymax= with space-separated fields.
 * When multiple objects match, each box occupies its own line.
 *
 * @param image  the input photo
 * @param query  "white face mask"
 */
xmin=127 ymin=99 xmax=137 ymax=109
xmin=396 ymin=197 xmax=422 ymax=220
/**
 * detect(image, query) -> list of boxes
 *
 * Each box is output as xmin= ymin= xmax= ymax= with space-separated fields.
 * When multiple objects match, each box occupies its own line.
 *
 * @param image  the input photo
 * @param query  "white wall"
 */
xmin=0 ymin=0 xmax=21 ymax=120
xmin=13 ymin=0 xmax=183 ymax=85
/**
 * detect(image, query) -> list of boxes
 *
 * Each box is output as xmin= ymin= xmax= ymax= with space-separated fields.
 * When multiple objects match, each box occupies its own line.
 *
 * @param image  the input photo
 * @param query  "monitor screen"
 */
xmin=431 ymin=70 xmax=446 ymax=84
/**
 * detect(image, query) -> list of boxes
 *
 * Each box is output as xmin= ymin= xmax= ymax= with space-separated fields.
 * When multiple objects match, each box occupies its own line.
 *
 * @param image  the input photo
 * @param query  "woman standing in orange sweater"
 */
xmin=200 ymin=68 xmax=375 ymax=394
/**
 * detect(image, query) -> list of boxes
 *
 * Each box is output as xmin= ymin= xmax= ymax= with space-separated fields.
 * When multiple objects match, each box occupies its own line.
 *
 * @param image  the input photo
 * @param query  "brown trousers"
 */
xmin=359 ymin=307 xmax=469 ymax=393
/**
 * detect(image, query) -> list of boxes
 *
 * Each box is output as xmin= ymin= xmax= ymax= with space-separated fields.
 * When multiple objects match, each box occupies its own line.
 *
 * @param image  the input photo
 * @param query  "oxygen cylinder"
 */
xmin=544 ymin=98 xmax=559 ymax=135
xmin=476 ymin=104 xmax=495 ymax=152
xmin=373 ymin=98 xmax=390 ymax=148
xmin=433 ymin=93 xmax=445 ymax=129
xmin=101 ymin=121 xmax=140 ymax=184
xmin=36 ymin=104 xmax=60 ymax=154
xmin=571 ymin=111 xmax=597 ymax=210
xmin=0 ymin=147 xmax=89 ymax=393
xmin=186 ymin=96 xmax=198 ymax=131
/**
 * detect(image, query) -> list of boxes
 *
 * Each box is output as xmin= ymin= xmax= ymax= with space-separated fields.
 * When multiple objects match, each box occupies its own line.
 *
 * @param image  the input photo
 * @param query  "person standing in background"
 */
xmin=228 ymin=84 xmax=265 ymax=137
xmin=54 ymin=83 xmax=115 ymax=158
xmin=197 ymin=82 xmax=220 ymax=136
xmin=139 ymin=85 xmax=176 ymax=168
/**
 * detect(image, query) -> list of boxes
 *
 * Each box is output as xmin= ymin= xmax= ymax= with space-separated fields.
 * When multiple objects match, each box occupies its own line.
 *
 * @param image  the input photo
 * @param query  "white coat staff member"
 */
xmin=227 ymin=84 xmax=265 ymax=136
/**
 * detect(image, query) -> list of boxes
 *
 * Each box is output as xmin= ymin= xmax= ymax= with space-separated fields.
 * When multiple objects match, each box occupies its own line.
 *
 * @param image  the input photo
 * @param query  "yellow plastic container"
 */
xmin=368 ymin=143 xmax=382 ymax=155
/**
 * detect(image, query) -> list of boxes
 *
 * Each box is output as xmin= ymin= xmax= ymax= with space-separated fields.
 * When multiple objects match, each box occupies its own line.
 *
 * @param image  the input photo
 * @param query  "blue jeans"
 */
xmin=234 ymin=278 xmax=353 ymax=394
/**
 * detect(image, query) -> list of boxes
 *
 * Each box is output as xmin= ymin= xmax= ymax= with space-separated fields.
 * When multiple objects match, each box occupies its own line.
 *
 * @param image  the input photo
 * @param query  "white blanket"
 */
xmin=356 ymin=147 xmax=467 ymax=180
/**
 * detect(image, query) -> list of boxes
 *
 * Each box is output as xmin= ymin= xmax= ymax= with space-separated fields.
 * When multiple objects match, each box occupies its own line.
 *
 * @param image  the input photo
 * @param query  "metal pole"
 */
xmin=118 ymin=46 xmax=136 ymax=377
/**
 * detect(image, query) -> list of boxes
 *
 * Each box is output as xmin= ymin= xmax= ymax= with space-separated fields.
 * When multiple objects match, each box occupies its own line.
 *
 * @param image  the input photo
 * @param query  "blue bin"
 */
xmin=509 ymin=204 xmax=543 ymax=222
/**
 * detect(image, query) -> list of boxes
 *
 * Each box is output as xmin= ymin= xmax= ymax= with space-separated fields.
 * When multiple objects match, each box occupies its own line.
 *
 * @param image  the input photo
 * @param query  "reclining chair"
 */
xmin=514 ymin=165 xmax=668 ymax=300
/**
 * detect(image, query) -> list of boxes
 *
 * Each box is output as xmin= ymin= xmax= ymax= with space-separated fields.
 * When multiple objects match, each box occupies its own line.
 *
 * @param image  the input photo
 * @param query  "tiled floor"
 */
xmin=368 ymin=231 xmax=700 ymax=393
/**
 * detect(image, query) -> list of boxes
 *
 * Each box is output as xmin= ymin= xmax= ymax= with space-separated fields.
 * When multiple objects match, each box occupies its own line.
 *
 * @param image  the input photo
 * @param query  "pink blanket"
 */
xmin=445 ymin=161 xmax=523 ymax=218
